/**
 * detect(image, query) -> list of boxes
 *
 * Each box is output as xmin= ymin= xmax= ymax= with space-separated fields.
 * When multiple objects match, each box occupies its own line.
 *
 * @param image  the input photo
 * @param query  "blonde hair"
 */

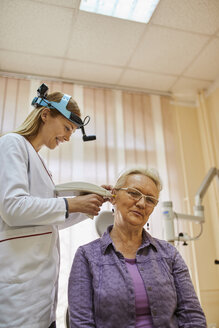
xmin=13 ymin=92 xmax=81 ymax=138
xmin=114 ymin=167 xmax=163 ymax=193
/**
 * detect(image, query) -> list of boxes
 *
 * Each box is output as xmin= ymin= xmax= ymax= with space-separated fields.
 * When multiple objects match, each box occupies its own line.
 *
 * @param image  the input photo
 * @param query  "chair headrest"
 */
xmin=95 ymin=210 xmax=114 ymax=237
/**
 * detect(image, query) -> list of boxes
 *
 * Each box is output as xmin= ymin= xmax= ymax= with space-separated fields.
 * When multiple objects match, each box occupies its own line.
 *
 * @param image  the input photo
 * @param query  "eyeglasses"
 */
xmin=116 ymin=187 xmax=159 ymax=207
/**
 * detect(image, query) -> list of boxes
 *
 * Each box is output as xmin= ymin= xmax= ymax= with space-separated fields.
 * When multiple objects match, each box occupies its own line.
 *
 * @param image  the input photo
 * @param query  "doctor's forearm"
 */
xmin=1 ymin=196 xmax=66 ymax=226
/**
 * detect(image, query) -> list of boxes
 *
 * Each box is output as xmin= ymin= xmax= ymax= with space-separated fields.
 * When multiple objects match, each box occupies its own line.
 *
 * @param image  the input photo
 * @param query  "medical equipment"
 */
xmin=32 ymin=83 xmax=96 ymax=142
xmin=162 ymin=167 xmax=219 ymax=255
xmin=55 ymin=181 xmax=112 ymax=198
xmin=55 ymin=181 xmax=113 ymax=220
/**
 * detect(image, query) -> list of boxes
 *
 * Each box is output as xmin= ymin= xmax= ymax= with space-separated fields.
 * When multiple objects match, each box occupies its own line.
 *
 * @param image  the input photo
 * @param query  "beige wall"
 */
xmin=198 ymin=88 xmax=219 ymax=325
xmin=166 ymin=89 xmax=219 ymax=325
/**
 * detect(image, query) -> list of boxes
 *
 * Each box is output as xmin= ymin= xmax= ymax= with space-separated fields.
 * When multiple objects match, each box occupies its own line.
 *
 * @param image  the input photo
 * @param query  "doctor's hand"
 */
xmin=101 ymin=184 xmax=113 ymax=202
xmin=67 ymin=194 xmax=104 ymax=216
xmin=101 ymin=184 xmax=113 ymax=191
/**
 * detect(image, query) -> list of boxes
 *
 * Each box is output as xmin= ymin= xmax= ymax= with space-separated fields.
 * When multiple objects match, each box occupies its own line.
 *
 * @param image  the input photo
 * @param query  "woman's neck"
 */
xmin=110 ymin=223 xmax=143 ymax=259
xmin=26 ymin=135 xmax=43 ymax=152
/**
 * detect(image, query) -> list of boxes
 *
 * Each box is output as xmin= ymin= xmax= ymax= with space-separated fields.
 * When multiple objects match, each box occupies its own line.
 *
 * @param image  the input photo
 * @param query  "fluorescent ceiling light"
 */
xmin=79 ymin=0 xmax=160 ymax=24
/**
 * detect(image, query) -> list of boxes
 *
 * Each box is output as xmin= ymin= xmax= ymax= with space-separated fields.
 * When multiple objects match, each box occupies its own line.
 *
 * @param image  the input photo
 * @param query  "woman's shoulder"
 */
xmin=148 ymin=234 xmax=178 ymax=257
xmin=0 ymin=133 xmax=28 ymax=152
xmin=0 ymin=132 xmax=25 ymax=144
xmin=79 ymin=237 xmax=102 ymax=251
xmin=76 ymin=237 xmax=104 ymax=260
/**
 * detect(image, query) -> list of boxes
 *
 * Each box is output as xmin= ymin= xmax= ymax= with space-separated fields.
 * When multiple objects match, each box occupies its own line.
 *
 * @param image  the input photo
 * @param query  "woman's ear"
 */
xmin=111 ymin=189 xmax=117 ymax=205
xmin=41 ymin=108 xmax=50 ymax=123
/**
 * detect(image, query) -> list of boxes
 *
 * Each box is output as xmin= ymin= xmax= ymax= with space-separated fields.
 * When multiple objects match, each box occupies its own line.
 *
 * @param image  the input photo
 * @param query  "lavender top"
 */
xmin=68 ymin=226 xmax=207 ymax=328
xmin=125 ymin=258 xmax=153 ymax=327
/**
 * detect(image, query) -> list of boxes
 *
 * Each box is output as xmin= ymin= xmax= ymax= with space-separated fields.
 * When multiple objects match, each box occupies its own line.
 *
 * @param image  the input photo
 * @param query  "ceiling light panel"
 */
xmin=79 ymin=0 xmax=160 ymax=23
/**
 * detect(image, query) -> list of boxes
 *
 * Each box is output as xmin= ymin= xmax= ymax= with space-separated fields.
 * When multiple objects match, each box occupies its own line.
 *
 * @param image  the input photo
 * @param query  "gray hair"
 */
xmin=114 ymin=167 xmax=163 ymax=193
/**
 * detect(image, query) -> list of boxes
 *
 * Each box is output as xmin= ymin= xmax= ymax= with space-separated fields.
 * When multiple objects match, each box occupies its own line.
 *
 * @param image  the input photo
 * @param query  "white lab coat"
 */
xmin=0 ymin=133 xmax=87 ymax=328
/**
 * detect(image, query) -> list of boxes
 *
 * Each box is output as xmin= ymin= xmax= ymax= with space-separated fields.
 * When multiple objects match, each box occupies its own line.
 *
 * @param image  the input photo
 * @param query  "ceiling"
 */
xmin=0 ymin=0 xmax=219 ymax=103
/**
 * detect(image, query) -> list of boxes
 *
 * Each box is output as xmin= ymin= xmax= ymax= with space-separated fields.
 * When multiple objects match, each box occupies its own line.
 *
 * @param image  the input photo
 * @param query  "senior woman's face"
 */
xmin=114 ymin=174 xmax=159 ymax=228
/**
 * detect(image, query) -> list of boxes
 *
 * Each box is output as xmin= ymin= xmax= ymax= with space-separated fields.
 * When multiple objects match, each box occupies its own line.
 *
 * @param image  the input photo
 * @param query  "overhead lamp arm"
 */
xmin=195 ymin=167 xmax=219 ymax=206
xmin=162 ymin=167 xmax=219 ymax=245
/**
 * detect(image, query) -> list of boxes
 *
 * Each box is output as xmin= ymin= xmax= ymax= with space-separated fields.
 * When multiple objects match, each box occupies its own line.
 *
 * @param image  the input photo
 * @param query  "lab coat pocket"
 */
xmin=0 ymin=226 xmax=54 ymax=283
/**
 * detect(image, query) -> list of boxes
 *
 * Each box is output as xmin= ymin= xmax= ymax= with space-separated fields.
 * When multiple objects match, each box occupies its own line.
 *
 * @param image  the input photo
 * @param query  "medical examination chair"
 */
xmin=65 ymin=210 xmax=114 ymax=327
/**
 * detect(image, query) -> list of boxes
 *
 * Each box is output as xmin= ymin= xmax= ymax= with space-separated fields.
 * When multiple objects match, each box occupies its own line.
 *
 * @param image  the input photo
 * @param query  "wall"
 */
xmin=164 ymin=89 xmax=219 ymax=326
xmin=197 ymin=88 xmax=219 ymax=325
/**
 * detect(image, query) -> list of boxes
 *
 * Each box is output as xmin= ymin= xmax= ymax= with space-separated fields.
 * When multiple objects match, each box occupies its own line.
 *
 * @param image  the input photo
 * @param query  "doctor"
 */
xmin=0 ymin=84 xmax=105 ymax=328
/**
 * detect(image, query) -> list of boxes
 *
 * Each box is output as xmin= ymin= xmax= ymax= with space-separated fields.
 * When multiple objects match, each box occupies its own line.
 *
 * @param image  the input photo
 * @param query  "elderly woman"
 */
xmin=68 ymin=167 xmax=207 ymax=328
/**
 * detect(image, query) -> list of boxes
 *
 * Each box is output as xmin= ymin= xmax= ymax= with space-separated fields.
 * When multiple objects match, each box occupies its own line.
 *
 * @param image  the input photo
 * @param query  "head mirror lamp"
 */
xmin=31 ymin=83 xmax=96 ymax=142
